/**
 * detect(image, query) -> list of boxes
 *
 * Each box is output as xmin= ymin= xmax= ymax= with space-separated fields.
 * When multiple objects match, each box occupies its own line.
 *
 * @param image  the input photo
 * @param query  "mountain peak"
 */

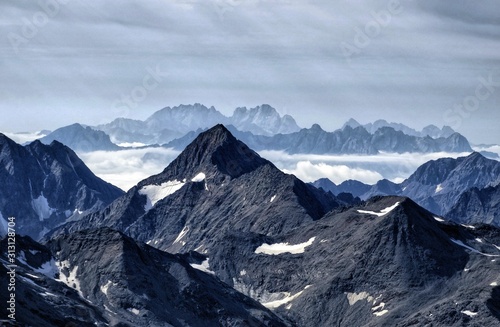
xmin=343 ymin=118 xmax=362 ymax=129
xmin=310 ymin=123 xmax=324 ymax=131
xmin=0 ymin=133 xmax=17 ymax=146
xmin=142 ymin=124 xmax=268 ymax=185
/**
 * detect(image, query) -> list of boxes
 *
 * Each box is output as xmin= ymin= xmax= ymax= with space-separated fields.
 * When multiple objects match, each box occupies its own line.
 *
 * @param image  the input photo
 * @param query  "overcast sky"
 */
xmin=1 ymin=0 xmax=499 ymax=144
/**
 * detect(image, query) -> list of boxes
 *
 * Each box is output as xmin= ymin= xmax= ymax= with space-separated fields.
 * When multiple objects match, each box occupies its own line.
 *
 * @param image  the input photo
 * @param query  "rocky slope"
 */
xmin=0 ymin=134 xmax=124 ymax=239
xmin=400 ymin=152 xmax=500 ymax=215
xmin=207 ymin=196 xmax=500 ymax=326
xmin=1 ymin=230 xmax=286 ymax=326
xmin=446 ymin=184 xmax=500 ymax=226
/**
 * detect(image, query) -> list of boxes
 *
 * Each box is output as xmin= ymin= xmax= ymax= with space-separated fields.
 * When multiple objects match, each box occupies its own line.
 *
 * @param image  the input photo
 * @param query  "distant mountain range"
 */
xmin=167 ymin=124 xmax=472 ymax=154
xmin=33 ymin=103 xmax=474 ymax=155
xmin=312 ymin=152 xmax=500 ymax=226
xmin=0 ymin=133 xmax=124 ymax=239
xmin=40 ymin=123 xmax=120 ymax=152
xmin=343 ymin=118 xmax=456 ymax=138
xmin=95 ymin=103 xmax=300 ymax=145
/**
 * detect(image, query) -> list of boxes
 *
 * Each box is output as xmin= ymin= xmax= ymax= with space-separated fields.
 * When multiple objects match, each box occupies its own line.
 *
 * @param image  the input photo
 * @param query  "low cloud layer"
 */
xmin=78 ymin=147 xmax=180 ymax=191
xmin=260 ymin=150 xmax=478 ymax=184
xmin=282 ymin=161 xmax=383 ymax=184
xmin=76 ymin=147 xmax=491 ymax=191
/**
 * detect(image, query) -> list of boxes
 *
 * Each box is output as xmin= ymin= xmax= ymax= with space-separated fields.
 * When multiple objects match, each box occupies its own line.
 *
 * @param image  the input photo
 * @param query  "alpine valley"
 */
xmin=1 ymin=111 xmax=500 ymax=326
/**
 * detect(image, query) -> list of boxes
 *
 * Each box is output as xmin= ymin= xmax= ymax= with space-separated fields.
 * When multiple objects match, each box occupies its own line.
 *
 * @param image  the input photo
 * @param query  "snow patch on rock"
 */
xmin=346 ymin=291 xmax=373 ymax=306
xmin=34 ymin=259 xmax=59 ymax=278
xmin=450 ymin=239 xmax=500 ymax=257
xmin=32 ymin=195 xmax=55 ymax=221
xmin=261 ymin=285 xmax=311 ymax=309
xmin=191 ymin=172 xmax=206 ymax=182
xmin=357 ymin=202 xmax=400 ymax=217
xmin=435 ymin=184 xmax=443 ymax=193
xmin=461 ymin=310 xmax=478 ymax=317
xmin=173 ymin=226 xmax=189 ymax=244
xmin=100 ymin=280 xmax=117 ymax=296
xmin=128 ymin=308 xmax=141 ymax=315
xmin=190 ymin=258 xmax=215 ymax=275
xmin=139 ymin=180 xmax=185 ymax=211
xmin=56 ymin=260 xmax=83 ymax=297
xmin=255 ymin=237 xmax=316 ymax=255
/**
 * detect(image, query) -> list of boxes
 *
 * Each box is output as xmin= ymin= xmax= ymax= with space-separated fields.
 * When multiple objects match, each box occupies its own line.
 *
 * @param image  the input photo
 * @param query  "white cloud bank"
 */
xmin=77 ymin=147 xmax=489 ymax=191
xmin=283 ymin=161 xmax=383 ymax=184
xmin=78 ymin=147 xmax=180 ymax=191
xmin=261 ymin=150 xmax=475 ymax=185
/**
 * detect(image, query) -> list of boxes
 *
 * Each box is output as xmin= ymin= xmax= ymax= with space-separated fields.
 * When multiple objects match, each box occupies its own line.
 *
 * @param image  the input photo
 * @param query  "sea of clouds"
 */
xmin=76 ymin=147 xmax=500 ymax=191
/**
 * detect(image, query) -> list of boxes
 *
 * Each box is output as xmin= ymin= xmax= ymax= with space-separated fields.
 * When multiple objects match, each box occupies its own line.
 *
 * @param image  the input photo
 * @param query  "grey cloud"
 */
xmin=0 ymin=0 xmax=499 ymax=144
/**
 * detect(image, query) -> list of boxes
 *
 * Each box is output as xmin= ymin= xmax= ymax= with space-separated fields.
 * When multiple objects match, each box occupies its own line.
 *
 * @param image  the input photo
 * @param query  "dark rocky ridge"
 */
xmin=207 ymin=196 xmax=500 ymax=326
xmin=447 ymin=184 xmax=500 ymax=226
xmin=1 ymin=230 xmax=286 ymax=327
xmin=401 ymin=152 xmax=500 ymax=215
xmin=0 ymin=134 xmax=124 ymax=239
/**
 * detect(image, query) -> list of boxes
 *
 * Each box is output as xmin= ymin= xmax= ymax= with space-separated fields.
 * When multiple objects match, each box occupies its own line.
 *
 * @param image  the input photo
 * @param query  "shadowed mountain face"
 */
xmin=401 ymin=152 xmax=500 ymax=216
xmin=0 ymin=134 xmax=124 ymax=239
xmin=52 ymin=125 xmax=344 ymax=253
xmin=207 ymin=197 xmax=500 ymax=326
xmin=447 ymin=184 xmax=500 ymax=226
xmin=1 ymin=230 xmax=286 ymax=327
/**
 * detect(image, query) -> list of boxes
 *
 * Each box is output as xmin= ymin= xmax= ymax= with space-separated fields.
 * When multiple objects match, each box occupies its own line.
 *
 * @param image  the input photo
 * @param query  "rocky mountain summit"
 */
xmin=0 ymin=134 xmax=124 ymax=239
xmin=52 ymin=125 xmax=345 ymax=253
